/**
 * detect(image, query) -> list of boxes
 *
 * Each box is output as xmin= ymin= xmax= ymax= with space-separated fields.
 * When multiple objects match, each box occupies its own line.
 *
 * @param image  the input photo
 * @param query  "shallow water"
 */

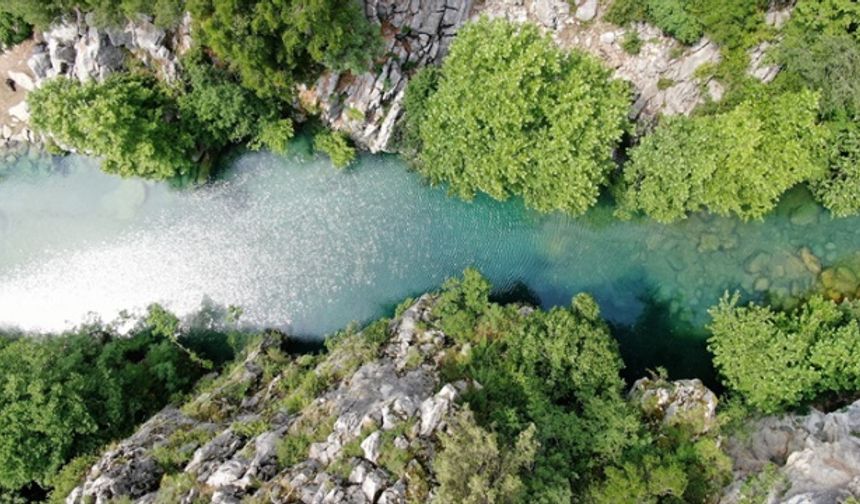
xmin=2 ymin=146 xmax=859 ymax=382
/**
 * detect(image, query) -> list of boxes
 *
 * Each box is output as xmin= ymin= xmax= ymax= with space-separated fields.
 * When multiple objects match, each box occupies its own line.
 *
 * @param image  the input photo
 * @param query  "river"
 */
xmin=3 ymin=142 xmax=859 ymax=382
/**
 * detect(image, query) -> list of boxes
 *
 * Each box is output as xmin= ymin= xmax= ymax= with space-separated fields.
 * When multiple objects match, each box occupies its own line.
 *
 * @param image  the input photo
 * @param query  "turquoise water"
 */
xmin=2 ymin=145 xmax=859 ymax=382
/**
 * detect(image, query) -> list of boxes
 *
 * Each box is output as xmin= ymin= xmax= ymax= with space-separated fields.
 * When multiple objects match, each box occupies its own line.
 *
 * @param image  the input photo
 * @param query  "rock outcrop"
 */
xmin=297 ymin=0 xmax=473 ymax=153
xmin=65 ymin=295 xmax=477 ymax=504
xmin=722 ymin=400 xmax=860 ymax=503
xmin=29 ymin=12 xmax=191 ymax=86
xmin=630 ymin=376 xmax=719 ymax=435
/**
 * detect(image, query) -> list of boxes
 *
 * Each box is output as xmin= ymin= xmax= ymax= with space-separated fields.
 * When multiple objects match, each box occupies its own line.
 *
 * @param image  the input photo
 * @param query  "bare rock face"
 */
xmin=29 ymin=12 xmax=191 ymax=86
xmin=721 ymin=400 xmax=860 ymax=503
xmin=68 ymin=408 xmax=197 ymax=504
xmin=297 ymin=0 xmax=473 ymax=153
xmin=629 ymin=377 xmax=718 ymax=435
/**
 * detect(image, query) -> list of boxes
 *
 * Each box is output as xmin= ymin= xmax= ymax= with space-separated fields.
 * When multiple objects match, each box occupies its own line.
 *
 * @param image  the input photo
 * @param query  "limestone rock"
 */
xmin=575 ymin=0 xmax=598 ymax=22
xmin=361 ymin=431 xmax=383 ymax=463
xmin=722 ymin=400 xmax=860 ymax=503
xmin=629 ymin=377 xmax=718 ymax=434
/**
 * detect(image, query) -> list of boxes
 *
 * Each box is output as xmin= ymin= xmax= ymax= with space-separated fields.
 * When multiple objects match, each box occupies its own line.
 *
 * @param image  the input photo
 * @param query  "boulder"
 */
xmin=629 ymin=377 xmax=718 ymax=435
xmin=575 ymin=0 xmax=598 ymax=21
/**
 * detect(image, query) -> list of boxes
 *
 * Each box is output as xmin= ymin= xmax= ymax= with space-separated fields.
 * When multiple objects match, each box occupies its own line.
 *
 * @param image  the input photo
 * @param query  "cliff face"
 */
xmin=61 ymin=291 xmax=860 ymax=504
xmin=65 ymin=295 xmax=474 ymax=504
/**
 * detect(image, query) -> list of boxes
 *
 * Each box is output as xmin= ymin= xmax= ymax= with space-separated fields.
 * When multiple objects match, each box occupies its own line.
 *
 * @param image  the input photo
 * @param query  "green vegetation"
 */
xmin=434 ymin=270 xmax=731 ymax=502
xmin=0 ymin=11 xmax=31 ymax=47
xmin=187 ymin=0 xmax=379 ymax=101
xmin=433 ymin=407 xmax=538 ymax=504
xmin=605 ymin=0 xmax=769 ymax=49
xmin=0 ymin=0 xmax=185 ymax=29
xmin=28 ymin=74 xmax=195 ymax=180
xmin=0 ymin=308 xmax=211 ymax=493
xmin=618 ymin=89 xmax=826 ymax=222
xmin=407 ymin=18 xmax=630 ymax=215
xmin=709 ymin=293 xmax=860 ymax=413
xmin=313 ymin=129 xmax=356 ymax=169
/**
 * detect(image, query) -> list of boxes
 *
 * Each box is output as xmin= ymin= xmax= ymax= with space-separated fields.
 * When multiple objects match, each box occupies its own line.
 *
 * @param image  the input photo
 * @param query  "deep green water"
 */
xmin=2 ymin=144 xmax=859 ymax=384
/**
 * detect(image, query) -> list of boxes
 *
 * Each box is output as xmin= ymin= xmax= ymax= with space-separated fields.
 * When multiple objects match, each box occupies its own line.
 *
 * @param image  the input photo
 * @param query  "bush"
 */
xmin=187 ymin=0 xmax=380 ymax=100
xmin=0 ymin=11 xmax=31 ymax=47
xmin=709 ymin=294 xmax=860 ymax=413
xmin=28 ymin=74 xmax=196 ymax=180
xmin=0 ymin=316 xmax=208 ymax=491
xmin=433 ymin=408 xmax=538 ymax=504
xmin=313 ymin=129 xmax=356 ymax=169
xmin=414 ymin=18 xmax=630 ymax=215
xmin=621 ymin=30 xmax=643 ymax=55
xmin=646 ymin=0 xmax=703 ymax=45
xmin=618 ymin=89 xmax=827 ymax=222
xmin=811 ymin=120 xmax=860 ymax=216
xmin=0 ymin=0 xmax=184 ymax=29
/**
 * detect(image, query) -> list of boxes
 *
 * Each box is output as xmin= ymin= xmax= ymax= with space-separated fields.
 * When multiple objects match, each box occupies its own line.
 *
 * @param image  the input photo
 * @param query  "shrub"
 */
xmin=0 ymin=11 xmax=31 ymax=47
xmin=28 ymin=75 xmax=196 ymax=180
xmin=709 ymin=294 xmax=860 ymax=413
xmin=187 ymin=0 xmax=380 ymax=100
xmin=415 ymin=18 xmax=630 ymax=215
xmin=432 ymin=408 xmax=538 ymax=504
xmin=811 ymin=121 xmax=860 ymax=216
xmin=618 ymin=89 xmax=827 ymax=222
xmin=0 ymin=316 xmax=208 ymax=491
xmin=621 ymin=30 xmax=644 ymax=55
xmin=313 ymin=129 xmax=356 ymax=169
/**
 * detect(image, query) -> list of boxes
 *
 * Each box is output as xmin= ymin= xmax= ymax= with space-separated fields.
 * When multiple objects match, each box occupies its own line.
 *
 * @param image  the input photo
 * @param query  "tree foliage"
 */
xmin=618 ymin=89 xmax=827 ymax=222
xmin=709 ymin=293 xmax=860 ymax=413
xmin=0 ymin=311 xmax=209 ymax=491
xmin=433 ymin=408 xmax=538 ymax=504
xmin=313 ymin=129 xmax=356 ymax=169
xmin=412 ymin=18 xmax=630 ymax=215
xmin=28 ymin=74 xmax=196 ymax=180
xmin=0 ymin=11 xmax=31 ymax=47
xmin=0 ymin=0 xmax=185 ymax=29
xmin=432 ymin=269 xmax=730 ymax=502
xmin=187 ymin=0 xmax=379 ymax=100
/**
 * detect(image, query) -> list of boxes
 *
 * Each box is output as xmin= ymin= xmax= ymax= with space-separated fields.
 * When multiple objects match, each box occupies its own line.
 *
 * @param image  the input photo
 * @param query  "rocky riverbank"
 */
xmin=59 ymin=292 xmax=860 ymax=504
xmin=0 ymin=0 xmax=792 ymax=155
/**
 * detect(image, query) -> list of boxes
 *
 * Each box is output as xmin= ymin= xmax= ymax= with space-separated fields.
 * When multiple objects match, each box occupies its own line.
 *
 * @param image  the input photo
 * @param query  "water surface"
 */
xmin=2 ymin=147 xmax=858 ymax=382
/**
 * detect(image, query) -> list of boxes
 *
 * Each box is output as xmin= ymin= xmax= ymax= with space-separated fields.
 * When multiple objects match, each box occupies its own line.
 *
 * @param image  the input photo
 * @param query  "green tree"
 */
xmin=187 ymin=0 xmax=379 ymax=100
xmin=414 ymin=18 xmax=630 ymax=215
xmin=618 ymin=89 xmax=827 ymax=222
xmin=433 ymin=408 xmax=538 ymax=504
xmin=28 ymin=74 xmax=196 ymax=180
xmin=708 ymin=293 xmax=860 ymax=413
xmin=0 ymin=315 xmax=208 ymax=491
xmin=0 ymin=11 xmax=31 ymax=47
xmin=313 ymin=129 xmax=356 ymax=168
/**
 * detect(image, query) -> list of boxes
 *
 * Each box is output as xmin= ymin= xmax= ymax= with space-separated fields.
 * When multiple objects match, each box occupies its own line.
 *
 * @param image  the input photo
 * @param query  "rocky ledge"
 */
xmin=61 ymin=291 xmax=860 ymax=504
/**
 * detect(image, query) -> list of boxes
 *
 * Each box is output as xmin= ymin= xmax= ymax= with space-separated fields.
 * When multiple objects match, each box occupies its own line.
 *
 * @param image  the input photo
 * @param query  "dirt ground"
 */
xmin=0 ymin=39 xmax=37 ymax=136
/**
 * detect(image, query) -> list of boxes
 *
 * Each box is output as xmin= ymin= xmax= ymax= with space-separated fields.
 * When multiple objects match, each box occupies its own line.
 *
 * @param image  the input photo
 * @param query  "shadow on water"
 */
xmin=610 ymin=288 xmax=722 ymax=392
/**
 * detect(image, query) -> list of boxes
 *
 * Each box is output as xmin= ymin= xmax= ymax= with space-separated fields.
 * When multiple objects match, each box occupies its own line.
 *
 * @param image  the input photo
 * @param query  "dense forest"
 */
xmin=3 ymin=0 xmax=860 ymax=502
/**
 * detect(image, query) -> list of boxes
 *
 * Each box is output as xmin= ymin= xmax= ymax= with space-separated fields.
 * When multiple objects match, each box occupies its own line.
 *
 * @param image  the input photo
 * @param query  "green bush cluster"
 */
xmin=431 ymin=270 xmax=732 ymax=502
xmin=0 ymin=310 xmax=210 ymax=493
xmin=709 ymin=293 xmax=860 ymax=413
xmin=313 ymin=129 xmax=356 ymax=169
xmin=771 ymin=0 xmax=860 ymax=216
xmin=187 ymin=0 xmax=379 ymax=101
xmin=606 ymin=0 xmax=768 ymax=49
xmin=618 ymin=89 xmax=827 ymax=222
xmin=0 ymin=0 xmax=185 ymax=29
xmin=0 ymin=11 xmax=31 ymax=47
xmin=408 ymin=18 xmax=630 ymax=216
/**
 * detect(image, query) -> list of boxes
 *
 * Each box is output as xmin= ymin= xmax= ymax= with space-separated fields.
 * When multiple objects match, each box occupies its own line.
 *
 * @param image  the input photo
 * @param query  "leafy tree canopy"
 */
xmin=709 ymin=293 xmax=860 ymax=413
xmin=187 ymin=0 xmax=380 ymax=100
xmin=411 ymin=18 xmax=630 ymax=216
xmin=28 ymin=74 xmax=196 ymax=180
xmin=618 ymin=89 xmax=827 ymax=222
xmin=0 ymin=310 xmax=209 ymax=491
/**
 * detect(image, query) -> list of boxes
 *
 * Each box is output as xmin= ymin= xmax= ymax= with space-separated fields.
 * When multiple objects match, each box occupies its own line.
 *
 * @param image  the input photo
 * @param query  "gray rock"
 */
xmin=575 ymin=0 xmax=598 ymax=21
xmin=723 ymin=399 xmax=860 ymax=503
xmin=361 ymin=431 xmax=383 ymax=463
xmin=362 ymin=469 xmax=389 ymax=502
xmin=629 ymin=377 xmax=718 ymax=434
